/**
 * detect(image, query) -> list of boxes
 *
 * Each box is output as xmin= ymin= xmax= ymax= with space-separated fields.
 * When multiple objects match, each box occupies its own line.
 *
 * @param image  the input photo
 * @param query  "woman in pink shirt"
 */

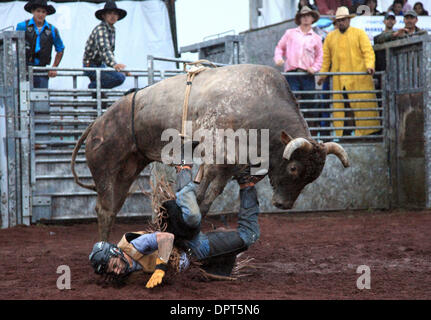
xmin=274 ymin=6 xmax=323 ymax=135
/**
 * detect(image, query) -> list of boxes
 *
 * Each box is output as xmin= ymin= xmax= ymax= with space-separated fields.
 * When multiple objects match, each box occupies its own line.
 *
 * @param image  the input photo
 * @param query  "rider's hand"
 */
xmin=146 ymin=269 xmax=165 ymax=288
xmin=145 ymin=258 xmax=167 ymax=289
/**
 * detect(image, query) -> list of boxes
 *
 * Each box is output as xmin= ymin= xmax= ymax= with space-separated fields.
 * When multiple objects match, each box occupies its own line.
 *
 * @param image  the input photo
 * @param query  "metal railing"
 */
xmin=282 ymin=71 xmax=385 ymax=142
xmin=28 ymin=59 xmax=386 ymax=152
xmin=146 ymin=55 xmax=228 ymax=84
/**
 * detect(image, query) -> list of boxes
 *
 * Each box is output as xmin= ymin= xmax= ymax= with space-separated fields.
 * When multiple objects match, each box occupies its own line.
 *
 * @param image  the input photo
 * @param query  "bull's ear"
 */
xmin=280 ymin=130 xmax=293 ymax=145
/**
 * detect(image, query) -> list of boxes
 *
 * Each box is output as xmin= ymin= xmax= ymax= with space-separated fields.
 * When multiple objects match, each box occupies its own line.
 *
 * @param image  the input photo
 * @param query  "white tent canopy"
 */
xmin=0 ymin=0 xmax=175 ymax=89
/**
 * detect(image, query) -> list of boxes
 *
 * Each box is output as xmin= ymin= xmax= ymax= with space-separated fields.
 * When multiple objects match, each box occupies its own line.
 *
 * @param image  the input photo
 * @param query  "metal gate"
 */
xmin=0 ymin=31 xmax=31 ymax=228
xmin=28 ymin=63 xmax=188 ymax=222
xmin=375 ymin=34 xmax=431 ymax=209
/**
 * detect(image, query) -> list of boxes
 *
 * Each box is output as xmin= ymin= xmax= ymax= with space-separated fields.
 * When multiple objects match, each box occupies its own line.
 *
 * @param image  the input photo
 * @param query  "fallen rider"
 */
xmin=88 ymin=143 xmax=265 ymax=288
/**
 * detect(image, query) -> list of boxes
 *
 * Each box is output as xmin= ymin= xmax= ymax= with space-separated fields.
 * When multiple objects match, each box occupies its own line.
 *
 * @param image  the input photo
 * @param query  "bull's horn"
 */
xmin=324 ymin=142 xmax=350 ymax=168
xmin=282 ymin=138 xmax=313 ymax=160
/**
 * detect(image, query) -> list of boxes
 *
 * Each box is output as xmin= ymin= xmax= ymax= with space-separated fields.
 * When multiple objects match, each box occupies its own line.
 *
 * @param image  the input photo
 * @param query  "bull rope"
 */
xmin=180 ymin=60 xmax=217 ymax=138
xmin=180 ymin=60 xmax=218 ymax=183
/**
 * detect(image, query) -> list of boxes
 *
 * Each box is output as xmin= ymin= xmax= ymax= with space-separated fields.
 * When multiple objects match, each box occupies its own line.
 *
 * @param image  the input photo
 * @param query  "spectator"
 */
xmin=298 ymin=0 xmax=319 ymax=11
xmin=374 ymin=12 xmax=397 ymax=44
xmin=402 ymin=0 xmax=413 ymax=13
xmin=317 ymin=6 xmax=380 ymax=138
xmin=314 ymin=19 xmax=339 ymax=137
xmin=83 ymin=0 xmax=128 ymax=89
xmin=314 ymin=0 xmax=353 ymax=15
xmin=375 ymin=10 xmax=427 ymax=43
xmin=413 ymin=2 xmax=429 ymax=15
xmin=374 ymin=12 xmax=397 ymax=93
xmin=16 ymin=0 xmax=65 ymax=89
xmin=402 ymin=10 xmax=428 ymax=35
xmin=364 ymin=0 xmax=382 ymax=15
xmin=274 ymin=6 xmax=323 ymax=136
xmin=389 ymin=0 xmax=405 ymax=15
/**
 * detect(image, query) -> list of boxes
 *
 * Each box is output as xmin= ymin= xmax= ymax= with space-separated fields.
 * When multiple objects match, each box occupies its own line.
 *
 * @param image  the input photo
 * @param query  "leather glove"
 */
xmin=145 ymin=269 xmax=165 ymax=288
xmin=145 ymin=258 xmax=168 ymax=289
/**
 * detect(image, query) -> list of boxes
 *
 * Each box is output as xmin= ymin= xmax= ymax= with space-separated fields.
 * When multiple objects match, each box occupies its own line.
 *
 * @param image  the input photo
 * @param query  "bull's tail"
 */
xmin=71 ymin=122 xmax=97 ymax=191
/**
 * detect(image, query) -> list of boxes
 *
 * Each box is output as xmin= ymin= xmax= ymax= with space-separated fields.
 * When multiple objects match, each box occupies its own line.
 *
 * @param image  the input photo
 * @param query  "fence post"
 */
xmin=147 ymin=55 xmax=155 ymax=85
xmin=20 ymin=80 xmax=31 ymax=225
xmin=96 ymin=69 xmax=102 ymax=116
xmin=0 ymin=30 xmax=30 ymax=227
xmin=0 ymin=86 xmax=10 ymax=228
xmin=422 ymin=39 xmax=431 ymax=208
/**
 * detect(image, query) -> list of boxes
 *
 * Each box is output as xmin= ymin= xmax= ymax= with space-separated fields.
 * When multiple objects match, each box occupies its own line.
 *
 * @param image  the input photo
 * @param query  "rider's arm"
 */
xmin=145 ymin=232 xmax=174 ymax=289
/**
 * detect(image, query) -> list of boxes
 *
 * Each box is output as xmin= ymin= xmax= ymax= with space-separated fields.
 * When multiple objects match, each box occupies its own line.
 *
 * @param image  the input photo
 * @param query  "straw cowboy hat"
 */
xmin=24 ymin=0 xmax=56 ymax=15
xmin=294 ymin=6 xmax=320 ymax=25
xmin=95 ymin=0 xmax=127 ymax=21
xmin=332 ymin=6 xmax=356 ymax=20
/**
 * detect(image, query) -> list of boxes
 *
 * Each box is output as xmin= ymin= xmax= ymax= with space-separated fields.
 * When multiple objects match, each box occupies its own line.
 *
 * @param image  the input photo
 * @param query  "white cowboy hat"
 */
xmin=333 ymin=6 xmax=356 ymax=20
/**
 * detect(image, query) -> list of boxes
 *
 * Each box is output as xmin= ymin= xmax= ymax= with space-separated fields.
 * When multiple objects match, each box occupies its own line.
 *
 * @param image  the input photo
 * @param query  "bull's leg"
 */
xmin=93 ymin=158 xmax=149 ymax=241
xmin=95 ymin=195 xmax=116 ymax=242
xmin=199 ymin=169 xmax=234 ymax=217
xmin=195 ymin=166 xmax=217 ymax=205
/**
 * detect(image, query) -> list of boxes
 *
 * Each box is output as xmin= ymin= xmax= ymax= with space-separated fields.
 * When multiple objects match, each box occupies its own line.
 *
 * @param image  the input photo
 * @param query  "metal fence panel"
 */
xmin=375 ymin=34 xmax=431 ymax=209
xmin=0 ymin=31 xmax=30 ymax=228
xmin=28 ymin=68 xmax=158 ymax=222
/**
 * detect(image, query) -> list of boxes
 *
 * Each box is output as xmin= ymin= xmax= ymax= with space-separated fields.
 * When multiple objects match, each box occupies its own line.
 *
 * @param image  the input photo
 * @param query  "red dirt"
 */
xmin=1 ymin=209 xmax=430 ymax=300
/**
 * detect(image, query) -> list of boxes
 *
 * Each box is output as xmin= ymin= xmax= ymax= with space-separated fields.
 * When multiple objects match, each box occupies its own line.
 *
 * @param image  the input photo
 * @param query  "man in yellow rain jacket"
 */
xmin=317 ymin=6 xmax=380 ymax=137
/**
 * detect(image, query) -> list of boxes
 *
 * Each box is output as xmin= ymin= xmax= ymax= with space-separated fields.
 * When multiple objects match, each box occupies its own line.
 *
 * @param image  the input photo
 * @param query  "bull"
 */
xmin=71 ymin=64 xmax=349 ymax=241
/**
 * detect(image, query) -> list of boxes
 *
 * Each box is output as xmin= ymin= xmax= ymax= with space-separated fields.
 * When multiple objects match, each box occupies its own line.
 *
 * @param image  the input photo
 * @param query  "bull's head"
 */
xmin=269 ymin=131 xmax=349 ymax=210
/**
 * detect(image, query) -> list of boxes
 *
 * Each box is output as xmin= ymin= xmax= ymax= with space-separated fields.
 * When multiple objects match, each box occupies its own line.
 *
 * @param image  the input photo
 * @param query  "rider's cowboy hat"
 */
xmin=95 ymin=0 xmax=127 ymax=21
xmin=294 ymin=6 xmax=320 ymax=25
xmin=24 ymin=0 xmax=56 ymax=15
xmin=332 ymin=6 xmax=356 ymax=20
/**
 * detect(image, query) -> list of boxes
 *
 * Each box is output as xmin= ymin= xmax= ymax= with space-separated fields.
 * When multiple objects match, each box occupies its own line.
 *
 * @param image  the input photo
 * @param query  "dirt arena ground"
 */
xmin=1 ymin=209 xmax=430 ymax=300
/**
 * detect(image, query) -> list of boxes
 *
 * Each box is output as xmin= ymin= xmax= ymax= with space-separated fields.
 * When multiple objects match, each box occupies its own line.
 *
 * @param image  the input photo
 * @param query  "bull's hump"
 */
xmin=150 ymin=63 xmax=280 ymax=86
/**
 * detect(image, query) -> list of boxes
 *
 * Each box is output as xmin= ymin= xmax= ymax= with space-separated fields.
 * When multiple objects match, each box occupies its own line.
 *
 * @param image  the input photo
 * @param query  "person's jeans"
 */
xmin=175 ymin=171 xmax=201 ymax=229
xmin=285 ymin=73 xmax=318 ymax=135
xmin=84 ymin=63 xmax=126 ymax=89
xmin=285 ymin=73 xmax=315 ymax=93
xmin=236 ymin=186 xmax=260 ymax=247
xmin=180 ymin=184 xmax=260 ymax=260
xmin=175 ymin=169 xmax=209 ymax=259
xmin=176 ymin=166 xmax=260 ymax=260
xmin=33 ymin=76 xmax=49 ymax=89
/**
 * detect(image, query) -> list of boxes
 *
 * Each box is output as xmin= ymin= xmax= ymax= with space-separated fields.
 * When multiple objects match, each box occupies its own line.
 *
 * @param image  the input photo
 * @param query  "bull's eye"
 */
xmin=287 ymin=161 xmax=303 ymax=178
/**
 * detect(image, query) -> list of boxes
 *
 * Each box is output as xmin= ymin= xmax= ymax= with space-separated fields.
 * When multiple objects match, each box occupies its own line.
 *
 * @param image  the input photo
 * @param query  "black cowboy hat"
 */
xmin=95 ymin=0 xmax=127 ymax=21
xmin=24 ymin=0 xmax=56 ymax=15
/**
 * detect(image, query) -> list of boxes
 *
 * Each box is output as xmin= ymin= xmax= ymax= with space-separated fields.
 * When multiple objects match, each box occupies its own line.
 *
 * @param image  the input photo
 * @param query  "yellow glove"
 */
xmin=145 ymin=258 xmax=167 ymax=289
xmin=145 ymin=269 xmax=165 ymax=288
